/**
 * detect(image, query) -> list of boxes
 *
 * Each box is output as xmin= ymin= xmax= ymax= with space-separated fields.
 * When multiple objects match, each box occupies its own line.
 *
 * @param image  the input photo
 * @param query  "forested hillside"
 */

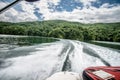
xmin=0 ymin=20 xmax=120 ymax=42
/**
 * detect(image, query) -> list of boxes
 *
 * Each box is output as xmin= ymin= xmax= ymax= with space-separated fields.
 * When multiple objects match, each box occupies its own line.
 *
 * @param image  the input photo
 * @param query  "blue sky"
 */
xmin=0 ymin=0 xmax=120 ymax=23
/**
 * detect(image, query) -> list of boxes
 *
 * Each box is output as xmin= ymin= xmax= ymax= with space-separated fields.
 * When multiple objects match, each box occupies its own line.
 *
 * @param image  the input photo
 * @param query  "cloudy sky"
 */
xmin=0 ymin=0 xmax=120 ymax=23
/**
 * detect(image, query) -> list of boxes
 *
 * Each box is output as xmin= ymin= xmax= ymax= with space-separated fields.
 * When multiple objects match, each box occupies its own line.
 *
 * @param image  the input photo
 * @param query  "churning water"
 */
xmin=0 ymin=36 xmax=120 ymax=80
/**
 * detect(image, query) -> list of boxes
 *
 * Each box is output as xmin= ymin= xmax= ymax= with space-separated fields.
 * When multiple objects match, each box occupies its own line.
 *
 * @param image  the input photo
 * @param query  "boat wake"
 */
xmin=0 ymin=40 xmax=120 ymax=80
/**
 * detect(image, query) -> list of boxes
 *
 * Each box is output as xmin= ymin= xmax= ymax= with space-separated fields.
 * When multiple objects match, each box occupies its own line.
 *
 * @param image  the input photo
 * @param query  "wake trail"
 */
xmin=0 ymin=40 xmax=120 ymax=80
xmin=59 ymin=40 xmax=120 ymax=76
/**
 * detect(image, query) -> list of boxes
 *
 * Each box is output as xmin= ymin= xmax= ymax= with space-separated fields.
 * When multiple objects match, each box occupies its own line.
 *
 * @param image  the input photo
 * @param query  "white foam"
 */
xmin=84 ymin=42 xmax=120 ymax=66
xmin=0 ymin=41 xmax=65 ymax=80
xmin=0 ymin=40 xmax=120 ymax=80
xmin=69 ymin=41 xmax=105 ymax=74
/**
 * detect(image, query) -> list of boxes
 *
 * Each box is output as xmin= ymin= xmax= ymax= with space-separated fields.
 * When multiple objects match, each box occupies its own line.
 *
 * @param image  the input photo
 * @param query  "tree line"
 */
xmin=0 ymin=20 xmax=120 ymax=42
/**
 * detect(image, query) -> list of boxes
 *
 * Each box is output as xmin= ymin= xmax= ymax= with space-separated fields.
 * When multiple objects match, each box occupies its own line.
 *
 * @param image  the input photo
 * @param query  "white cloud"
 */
xmin=40 ymin=2 xmax=120 ymax=23
xmin=0 ymin=1 xmax=11 ymax=10
xmin=0 ymin=1 xmax=38 ymax=22
xmin=75 ymin=0 xmax=97 ymax=6
xmin=0 ymin=0 xmax=60 ymax=22
xmin=0 ymin=0 xmax=120 ymax=23
xmin=100 ymin=3 xmax=117 ymax=8
xmin=49 ymin=0 xmax=60 ymax=5
xmin=32 ymin=0 xmax=60 ymax=16
xmin=0 ymin=2 xmax=7 ymax=9
xmin=42 ymin=4 xmax=120 ymax=23
xmin=101 ymin=3 xmax=111 ymax=8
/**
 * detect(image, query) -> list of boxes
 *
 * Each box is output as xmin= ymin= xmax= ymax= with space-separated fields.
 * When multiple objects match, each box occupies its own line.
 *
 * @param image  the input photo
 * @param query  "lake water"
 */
xmin=0 ymin=35 xmax=120 ymax=80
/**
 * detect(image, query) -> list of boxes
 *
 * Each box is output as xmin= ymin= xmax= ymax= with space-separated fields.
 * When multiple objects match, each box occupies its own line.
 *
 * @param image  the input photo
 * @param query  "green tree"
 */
xmin=48 ymin=28 xmax=65 ymax=38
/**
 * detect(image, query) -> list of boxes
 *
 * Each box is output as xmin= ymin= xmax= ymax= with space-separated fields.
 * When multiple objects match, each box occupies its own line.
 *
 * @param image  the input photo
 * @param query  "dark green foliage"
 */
xmin=0 ymin=20 xmax=120 ymax=42
xmin=48 ymin=28 xmax=65 ymax=38
xmin=113 ymin=30 xmax=120 ymax=42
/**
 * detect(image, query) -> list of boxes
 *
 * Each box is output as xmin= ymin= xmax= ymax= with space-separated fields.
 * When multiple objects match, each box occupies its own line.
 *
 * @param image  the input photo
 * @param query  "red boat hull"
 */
xmin=83 ymin=66 xmax=120 ymax=80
